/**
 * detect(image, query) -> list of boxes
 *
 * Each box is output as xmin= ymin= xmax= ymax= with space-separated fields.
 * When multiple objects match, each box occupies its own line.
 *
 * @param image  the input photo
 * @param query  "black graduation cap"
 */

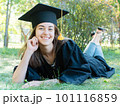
xmin=18 ymin=3 xmax=69 ymax=28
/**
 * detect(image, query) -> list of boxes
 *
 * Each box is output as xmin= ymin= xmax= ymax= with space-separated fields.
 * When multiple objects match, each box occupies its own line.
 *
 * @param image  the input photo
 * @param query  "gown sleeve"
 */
xmin=58 ymin=40 xmax=92 ymax=85
xmin=13 ymin=65 xmax=41 ymax=82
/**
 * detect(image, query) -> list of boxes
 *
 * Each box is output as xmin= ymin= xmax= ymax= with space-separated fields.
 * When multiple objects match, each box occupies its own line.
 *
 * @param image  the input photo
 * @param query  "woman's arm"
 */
xmin=22 ymin=79 xmax=59 ymax=88
xmin=12 ymin=50 xmax=33 ymax=83
xmin=12 ymin=37 xmax=39 ymax=83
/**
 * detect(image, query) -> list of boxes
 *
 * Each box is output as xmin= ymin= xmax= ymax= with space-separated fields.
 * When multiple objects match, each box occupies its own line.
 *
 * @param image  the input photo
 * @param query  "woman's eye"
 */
xmin=49 ymin=29 xmax=53 ymax=31
xmin=39 ymin=28 xmax=44 ymax=30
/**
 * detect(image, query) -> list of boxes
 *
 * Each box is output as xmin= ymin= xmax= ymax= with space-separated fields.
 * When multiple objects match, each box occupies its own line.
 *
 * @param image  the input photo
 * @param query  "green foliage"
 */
xmin=47 ymin=0 xmax=117 ymax=50
xmin=0 ymin=0 xmax=119 ymax=49
xmin=0 ymin=47 xmax=19 ymax=57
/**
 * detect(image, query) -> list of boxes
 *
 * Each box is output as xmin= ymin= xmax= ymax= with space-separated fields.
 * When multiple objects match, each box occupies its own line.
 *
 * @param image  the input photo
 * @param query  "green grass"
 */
xmin=0 ymin=46 xmax=120 ymax=90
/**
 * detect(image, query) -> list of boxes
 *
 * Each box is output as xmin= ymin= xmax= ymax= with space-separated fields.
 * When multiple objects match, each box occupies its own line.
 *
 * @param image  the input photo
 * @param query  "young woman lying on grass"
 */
xmin=12 ymin=3 xmax=115 ymax=88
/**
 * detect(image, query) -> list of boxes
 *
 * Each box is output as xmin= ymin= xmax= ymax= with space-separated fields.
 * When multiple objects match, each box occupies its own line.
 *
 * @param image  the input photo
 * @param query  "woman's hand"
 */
xmin=26 ymin=36 xmax=39 ymax=54
xmin=22 ymin=81 xmax=42 ymax=88
xmin=22 ymin=79 xmax=59 ymax=88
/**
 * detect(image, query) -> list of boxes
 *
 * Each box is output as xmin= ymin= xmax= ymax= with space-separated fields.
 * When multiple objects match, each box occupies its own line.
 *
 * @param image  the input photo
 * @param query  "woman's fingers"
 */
xmin=26 ymin=36 xmax=39 ymax=53
xmin=22 ymin=80 xmax=59 ymax=88
xmin=22 ymin=81 xmax=42 ymax=88
xmin=31 ymin=37 xmax=38 ymax=46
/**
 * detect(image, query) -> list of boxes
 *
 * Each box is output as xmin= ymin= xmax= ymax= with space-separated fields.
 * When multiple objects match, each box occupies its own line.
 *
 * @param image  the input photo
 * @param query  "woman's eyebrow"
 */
xmin=38 ymin=25 xmax=44 ymax=27
xmin=38 ymin=25 xmax=54 ymax=27
xmin=49 ymin=26 xmax=54 ymax=27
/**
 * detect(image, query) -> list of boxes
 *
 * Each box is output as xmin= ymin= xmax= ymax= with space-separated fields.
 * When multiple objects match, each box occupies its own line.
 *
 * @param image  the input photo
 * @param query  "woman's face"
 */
xmin=35 ymin=22 xmax=55 ymax=46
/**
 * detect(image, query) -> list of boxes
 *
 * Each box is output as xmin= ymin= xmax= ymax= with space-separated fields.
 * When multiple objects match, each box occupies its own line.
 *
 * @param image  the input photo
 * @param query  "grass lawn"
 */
xmin=0 ymin=46 xmax=120 ymax=90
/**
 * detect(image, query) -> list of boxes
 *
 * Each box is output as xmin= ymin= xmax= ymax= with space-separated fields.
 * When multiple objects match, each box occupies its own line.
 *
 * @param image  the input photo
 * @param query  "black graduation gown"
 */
xmin=13 ymin=39 xmax=115 ymax=85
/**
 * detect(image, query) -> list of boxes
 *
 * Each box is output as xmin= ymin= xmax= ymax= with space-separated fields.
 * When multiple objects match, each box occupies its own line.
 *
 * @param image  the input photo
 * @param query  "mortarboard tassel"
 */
xmin=58 ymin=0 xmax=64 ymax=40
xmin=58 ymin=33 xmax=64 ymax=40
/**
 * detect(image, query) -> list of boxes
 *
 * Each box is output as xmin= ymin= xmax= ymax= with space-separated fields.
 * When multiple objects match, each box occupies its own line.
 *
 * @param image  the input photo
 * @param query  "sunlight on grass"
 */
xmin=0 ymin=42 xmax=23 ymax=48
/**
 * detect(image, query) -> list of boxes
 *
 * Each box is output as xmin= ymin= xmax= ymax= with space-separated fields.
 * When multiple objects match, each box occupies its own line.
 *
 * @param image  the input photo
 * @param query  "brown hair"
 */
xmin=19 ymin=25 xmax=67 ymax=68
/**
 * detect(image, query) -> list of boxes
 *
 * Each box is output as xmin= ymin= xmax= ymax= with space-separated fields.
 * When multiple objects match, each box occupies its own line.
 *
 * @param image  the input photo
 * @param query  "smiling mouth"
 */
xmin=41 ymin=36 xmax=50 ymax=40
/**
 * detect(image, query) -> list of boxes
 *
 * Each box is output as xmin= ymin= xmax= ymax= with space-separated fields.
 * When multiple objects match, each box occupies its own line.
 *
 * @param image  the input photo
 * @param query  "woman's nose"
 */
xmin=44 ymin=29 xmax=49 ymax=35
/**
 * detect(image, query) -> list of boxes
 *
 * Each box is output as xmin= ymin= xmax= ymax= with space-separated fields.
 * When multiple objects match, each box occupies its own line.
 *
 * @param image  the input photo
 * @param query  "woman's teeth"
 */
xmin=43 ymin=37 xmax=49 ymax=39
xmin=42 ymin=36 xmax=50 ymax=39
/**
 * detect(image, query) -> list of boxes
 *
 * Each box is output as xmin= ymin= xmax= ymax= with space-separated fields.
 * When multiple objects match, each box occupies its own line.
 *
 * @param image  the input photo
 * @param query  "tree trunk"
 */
xmin=110 ymin=18 xmax=114 ymax=48
xmin=20 ymin=24 xmax=31 ymax=43
xmin=118 ymin=18 xmax=120 ymax=49
xmin=4 ymin=0 xmax=10 ymax=47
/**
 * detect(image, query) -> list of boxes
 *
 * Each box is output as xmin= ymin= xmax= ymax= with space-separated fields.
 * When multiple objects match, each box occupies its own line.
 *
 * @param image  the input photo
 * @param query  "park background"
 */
xmin=0 ymin=0 xmax=120 ymax=90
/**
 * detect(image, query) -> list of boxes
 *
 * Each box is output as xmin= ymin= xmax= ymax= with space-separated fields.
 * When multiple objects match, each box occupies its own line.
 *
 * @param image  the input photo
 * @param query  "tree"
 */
xmin=11 ymin=0 xmax=48 ymax=43
xmin=20 ymin=23 xmax=31 ymax=43
xmin=0 ymin=1 xmax=6 ymax=36
xmin=3 ymin=0 xmax=45 ymax=46
xmin=4 ymin=0 xmax=10 ymax=47
xmin=106 ymin=0 xmax=120 ymax=48
xmin=4 ymin=0 xmax=13 ymax=47
xmin=2 ymin=0 xmax=118 ymax=49
xmin=55 ymin=0 xmax=116 ymax=50
xmin=116 ymin=0 xmax=120 ymax=48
